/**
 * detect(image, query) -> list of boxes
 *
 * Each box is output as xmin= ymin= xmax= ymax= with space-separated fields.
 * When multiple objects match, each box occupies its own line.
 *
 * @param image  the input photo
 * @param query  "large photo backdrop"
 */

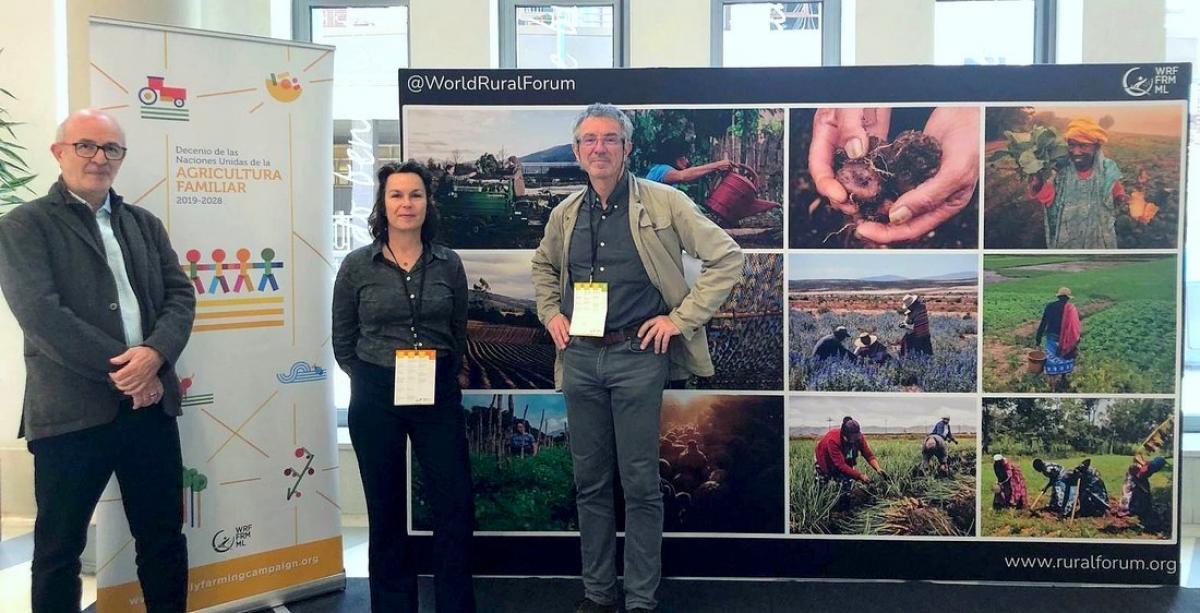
xmin=90 ymin=19 xmax=341 ymax=611
xmin=397 ymin=64 xmax=1188 ymax=585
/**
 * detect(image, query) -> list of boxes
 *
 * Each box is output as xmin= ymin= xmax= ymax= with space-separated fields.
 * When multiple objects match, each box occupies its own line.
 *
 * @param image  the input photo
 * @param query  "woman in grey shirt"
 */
xmin=332 ymin=161 xmax=474 ymax=613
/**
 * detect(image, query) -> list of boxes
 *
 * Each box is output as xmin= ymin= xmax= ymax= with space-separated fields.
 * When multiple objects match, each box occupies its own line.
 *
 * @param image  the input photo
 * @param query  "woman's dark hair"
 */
xmin=368 ymin=160 xmax=440 ymax=245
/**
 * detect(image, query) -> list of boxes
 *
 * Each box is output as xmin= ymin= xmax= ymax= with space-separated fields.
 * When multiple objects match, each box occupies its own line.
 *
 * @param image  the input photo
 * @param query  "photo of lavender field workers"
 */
xmin=789 ymin=253 xmax=979 ymax=392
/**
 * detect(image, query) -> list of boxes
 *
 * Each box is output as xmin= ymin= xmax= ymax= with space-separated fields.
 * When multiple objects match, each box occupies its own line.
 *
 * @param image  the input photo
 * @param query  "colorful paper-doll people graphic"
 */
xmin=208 ymin=249 xmax=231 ymax=294
xmin=181 ymin=247 xmax=285 ymax=294
xmin=258 ymin=247 xmax=279 ymax=291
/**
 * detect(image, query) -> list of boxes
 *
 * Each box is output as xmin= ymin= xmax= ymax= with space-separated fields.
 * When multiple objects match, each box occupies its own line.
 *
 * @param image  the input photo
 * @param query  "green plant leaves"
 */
xmin=1018 ymin=149 xmax=1042 ymax=174
xmin=992 ymin=125 xmax=1069 ymax=181
xmin=0 ymin=50 xmax=37 ymax=214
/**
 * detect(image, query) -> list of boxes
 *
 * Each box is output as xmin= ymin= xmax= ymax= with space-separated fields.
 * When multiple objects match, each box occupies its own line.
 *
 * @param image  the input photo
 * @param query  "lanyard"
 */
xmin=581 ymin=169 xmax=626 ymax=283
xmin=385 ymin=243 xmax=429 ymax=345
xmin=586 ymin=190 xmax=608 ymax=283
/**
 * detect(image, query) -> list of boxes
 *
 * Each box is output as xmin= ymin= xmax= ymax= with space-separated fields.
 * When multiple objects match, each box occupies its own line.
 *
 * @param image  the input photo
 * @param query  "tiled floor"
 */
xmin=0 ymin=522 xmax=1196 ymax=612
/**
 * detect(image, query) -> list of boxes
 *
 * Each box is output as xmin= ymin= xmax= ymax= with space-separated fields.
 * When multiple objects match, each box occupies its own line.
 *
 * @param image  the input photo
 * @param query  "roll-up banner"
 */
xmin=89 ymin=18 xmax=342 ymax=611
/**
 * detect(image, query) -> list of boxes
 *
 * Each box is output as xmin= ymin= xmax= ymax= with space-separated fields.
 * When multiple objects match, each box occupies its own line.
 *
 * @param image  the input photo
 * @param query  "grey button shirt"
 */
xmin=332 ymin=241 xmax=468 ymax=370
xmin=562 ymin=172 xmax=668 ymax=331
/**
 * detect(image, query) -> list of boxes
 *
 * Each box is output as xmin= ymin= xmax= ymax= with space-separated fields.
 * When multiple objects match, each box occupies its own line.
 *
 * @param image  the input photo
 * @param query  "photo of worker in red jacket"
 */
xmin=814 ymin=417 xmax=887 ymax=489
xmin=791 ymin=397 xmax=978 ymax=536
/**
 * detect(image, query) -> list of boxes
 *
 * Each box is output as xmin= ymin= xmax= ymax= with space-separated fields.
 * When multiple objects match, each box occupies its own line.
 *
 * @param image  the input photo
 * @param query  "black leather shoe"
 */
xmin=574 ymin=597 xmax=617 ymax=613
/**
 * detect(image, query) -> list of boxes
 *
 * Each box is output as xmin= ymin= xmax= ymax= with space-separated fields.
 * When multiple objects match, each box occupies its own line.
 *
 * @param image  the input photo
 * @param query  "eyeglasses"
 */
xmin=65 ymin=142 xmax=128 ymax=160
xmin=576 ymin=135 xmax=624 ymax=149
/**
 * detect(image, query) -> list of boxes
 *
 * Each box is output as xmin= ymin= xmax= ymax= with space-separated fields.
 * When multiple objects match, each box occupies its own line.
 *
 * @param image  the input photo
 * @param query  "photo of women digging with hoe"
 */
xmin=983 ymin=398 xmax=1173 ymax=540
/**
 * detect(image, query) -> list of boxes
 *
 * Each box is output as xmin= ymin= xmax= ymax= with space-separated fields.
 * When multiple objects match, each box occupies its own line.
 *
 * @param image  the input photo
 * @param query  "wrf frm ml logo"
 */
xmin=1122 ymin=66 xmax=1180 ymax=97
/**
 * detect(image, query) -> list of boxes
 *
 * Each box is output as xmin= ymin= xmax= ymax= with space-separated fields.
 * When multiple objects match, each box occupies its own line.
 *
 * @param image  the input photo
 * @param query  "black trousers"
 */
xmin=28 ymin=403 xmax=187 ymax=613
xmin=348 ymin=359 xmax=475 ymax=613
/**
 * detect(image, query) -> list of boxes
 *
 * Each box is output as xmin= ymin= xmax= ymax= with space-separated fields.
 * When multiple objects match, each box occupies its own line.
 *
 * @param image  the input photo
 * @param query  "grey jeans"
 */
xmin=562 ymin=336 xmax=669 ymax=610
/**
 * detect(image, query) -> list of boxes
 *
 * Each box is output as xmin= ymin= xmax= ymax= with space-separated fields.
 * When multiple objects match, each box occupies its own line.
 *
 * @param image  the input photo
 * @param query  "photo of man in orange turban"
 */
xmin=1029 ymin=118 xmax=1128 ymax=248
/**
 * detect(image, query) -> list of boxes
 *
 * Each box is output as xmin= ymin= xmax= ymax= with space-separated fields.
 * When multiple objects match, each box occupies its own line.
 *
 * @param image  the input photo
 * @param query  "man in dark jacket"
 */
xmin=811 ymin=325 xmax=853 ymax=360
xmin=0 ymin=109 xmax=196 ymax=612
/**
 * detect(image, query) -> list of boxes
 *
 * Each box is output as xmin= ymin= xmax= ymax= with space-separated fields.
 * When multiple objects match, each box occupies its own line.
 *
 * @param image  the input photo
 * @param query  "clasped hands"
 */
xmin=110 ymin=346 xmax=165 ymax=409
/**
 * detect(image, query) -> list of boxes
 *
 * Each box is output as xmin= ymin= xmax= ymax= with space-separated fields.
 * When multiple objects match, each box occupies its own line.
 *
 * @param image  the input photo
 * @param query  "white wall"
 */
xmin=0 ymin=0 xmax=70 ymax=521
xmin=854 ymin=0 xmax=934 ymax=65
xmin=630 ymin=0 xmax=708 ymax=67
xmin=0 ymin=1 xmax=67 ymax=200
xmin=410 ymin=0 xmax=492 ymax=68
xmin=1082 ymin=0 xmax=1166 ymax=62
xmin=198 ymin=0 xmax=274 ymax=38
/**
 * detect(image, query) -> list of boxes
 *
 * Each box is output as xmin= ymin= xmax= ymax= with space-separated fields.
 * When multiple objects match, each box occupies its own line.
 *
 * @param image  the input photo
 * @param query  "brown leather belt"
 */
xmin=577 ymin=324 xmax=642 ymax=347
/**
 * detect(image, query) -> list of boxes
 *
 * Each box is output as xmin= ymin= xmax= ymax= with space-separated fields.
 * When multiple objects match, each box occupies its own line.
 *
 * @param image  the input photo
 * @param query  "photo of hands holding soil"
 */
xmin=982 ymin=397 xmax=1174 ymax=540
xmin=789 ymin=106 xmax=980 ymax=249
xmin=789 ymin=396 xmax=977 ymax=537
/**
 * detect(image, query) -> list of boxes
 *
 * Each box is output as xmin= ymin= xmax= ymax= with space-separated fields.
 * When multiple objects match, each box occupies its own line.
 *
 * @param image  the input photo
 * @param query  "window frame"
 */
xmin=294 ymin=0 xmax=412 ymax=55
xmin=933 ymin=0 xmax=1056 ymax=65
xmin=293 ymin=0 xmax=412 ymax=428
xmin=710 ymin=0 xmax=842 ymax=67
xmin=499 ymin=0 xmax=629 ymax=68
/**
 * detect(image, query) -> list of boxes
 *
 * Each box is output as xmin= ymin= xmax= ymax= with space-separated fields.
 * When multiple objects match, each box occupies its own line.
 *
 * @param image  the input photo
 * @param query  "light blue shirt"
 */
xmin=645 ymin=163 xmax=674 ymax=183
xmin=71 ymin=190 xmax=143 ymax=346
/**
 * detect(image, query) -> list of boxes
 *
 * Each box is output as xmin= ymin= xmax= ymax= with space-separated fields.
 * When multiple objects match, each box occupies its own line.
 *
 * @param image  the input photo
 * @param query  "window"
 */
xmin=712 ymin=1 xmax=841 ymax=67
xmin=295 ymin=1 xmax=410 ymax=417
xmin=934 ymin=0 xmax=1056 ymax=65
xmin=1165 ymin=0 xmax=1200 ymax=429
xmin=500 ymin=1 xmax=627 ymax=68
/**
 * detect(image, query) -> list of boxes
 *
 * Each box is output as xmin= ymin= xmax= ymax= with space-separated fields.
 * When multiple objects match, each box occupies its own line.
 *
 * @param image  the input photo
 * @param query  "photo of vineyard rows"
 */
xmin=789 ymin=397 xmax=977 ymax=536
xmin=459 ymin=251 xmax=555 ymax=390
xmin=982 ymin=255 xmax=1177 ymax=394
xmin=788 ymin=253 xmax=978 ymax=392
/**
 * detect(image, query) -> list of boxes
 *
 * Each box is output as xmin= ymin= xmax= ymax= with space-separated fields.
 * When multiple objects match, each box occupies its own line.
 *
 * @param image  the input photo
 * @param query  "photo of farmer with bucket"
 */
xmin=982 ymin=254 xmax=1176 ymax=394
xmin=628 ymin=108 xmax=785 ymax=248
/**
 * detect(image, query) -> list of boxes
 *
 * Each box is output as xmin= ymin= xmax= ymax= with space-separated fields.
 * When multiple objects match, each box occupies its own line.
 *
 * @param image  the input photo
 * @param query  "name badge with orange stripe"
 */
xmin=394 ymin=349 xmax=436 ymax=405
xmin=569 ymin=282 xmax=607 ymax=337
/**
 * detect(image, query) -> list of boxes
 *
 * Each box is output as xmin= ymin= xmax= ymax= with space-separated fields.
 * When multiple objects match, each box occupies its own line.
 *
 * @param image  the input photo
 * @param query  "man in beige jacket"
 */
xmin=531 ymin=103 xmax=742 ymax=613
